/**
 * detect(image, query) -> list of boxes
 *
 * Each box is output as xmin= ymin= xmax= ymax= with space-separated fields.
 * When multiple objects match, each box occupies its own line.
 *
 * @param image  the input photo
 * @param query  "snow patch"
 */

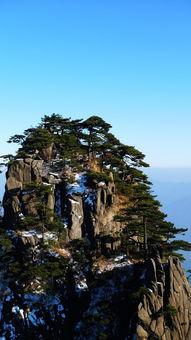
xmin=66 ymin=172 xmax=87 ymax=195
xmin=74 ymin=272 xmax=88 ymax=292
xmin=85 ymin=192 xmax=96 ymax=207
xmin=44 ymin=232 xmax=58 ymax=242
xmin=48 ymin=250 xmax=60 ymax=258
xmin=98 ymin=181 xmax=105 ymax=186
xmin=12 ymin=306 xmax=24 ymax=319
xmin=17 ymin=230 xmax=39 ymax=238
xmin=95 ymin=256 xmax=133 ymax=274
xmin=49 ymin=172 xmax=59 ymax=178
xmin=69 ymin=198 xmax=80 ymax=204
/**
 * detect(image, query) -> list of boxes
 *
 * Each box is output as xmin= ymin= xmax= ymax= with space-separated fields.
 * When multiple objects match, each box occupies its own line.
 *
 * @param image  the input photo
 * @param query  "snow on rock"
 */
xmin=113 ymin=255 xmax=127 ymax=262
xmin=69 ymin=198 xmax=80 ymax=204
xmin=49 ymin=172 xmax=60 ymax=178
xmin=95 ymin=255 xmax=133 ymax=274
xmin=74 ymin=259 xmax=136 ymax=339
xmin=85 ymin=192 xmax=96 ymax=208
xmin=49 ymin=247 xmax=71 ymax=258
xmin=14 ymin=230 xmax=58 ymax=242
xmin=74 ymin=272 xmax=88 ymax=293
xmin=12 ymin=306 xmax=24 ymax=319
xmin=16 ymin=230 xmax=40 ymax=238
xmin=97 ymin=181 xmax=106 ymax=187
xmin=48 ymin=249 xmax=60 ymax=258
xmin=43 ymin=232 xmax=58 ymax=242
xmin=23 ymin=294 xmax=66 ymax=326
xmin=66 ymin=173 xmax=88 ymax=195
xmin=18 ymin=213 xmax=24 ymax=220
xmin=75 ymin=279 xmax=88 ymax=292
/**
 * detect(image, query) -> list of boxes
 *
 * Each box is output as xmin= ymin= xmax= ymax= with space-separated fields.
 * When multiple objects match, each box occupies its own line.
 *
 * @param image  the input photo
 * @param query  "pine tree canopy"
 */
xmin=2 ymin=113 xmax=191 ymax=259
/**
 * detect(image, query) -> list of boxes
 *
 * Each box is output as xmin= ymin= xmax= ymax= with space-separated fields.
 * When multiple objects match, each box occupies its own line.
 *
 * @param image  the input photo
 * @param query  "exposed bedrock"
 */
xmin=136 ymin=255 xmax=191 ymax=340
xmin=3 ymin=157 xmax=119 ymax=244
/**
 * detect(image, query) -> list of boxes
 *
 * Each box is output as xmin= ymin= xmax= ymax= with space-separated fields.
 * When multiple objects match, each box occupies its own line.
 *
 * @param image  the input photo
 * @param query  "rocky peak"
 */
xmin=1 ymin=115 xmax=191 ymax=340
xmin=3 ymin=155 xmax=119 ymax=249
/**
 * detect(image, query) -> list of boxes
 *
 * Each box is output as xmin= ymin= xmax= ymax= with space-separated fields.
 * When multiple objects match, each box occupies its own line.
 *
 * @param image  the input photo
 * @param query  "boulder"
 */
xmin=68 ymin=195 xmax=84 ymax=240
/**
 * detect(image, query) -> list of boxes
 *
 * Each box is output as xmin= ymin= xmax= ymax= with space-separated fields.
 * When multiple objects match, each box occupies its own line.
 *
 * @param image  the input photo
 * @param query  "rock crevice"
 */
xmin=3 ymin=157 xmax=119 ymax=245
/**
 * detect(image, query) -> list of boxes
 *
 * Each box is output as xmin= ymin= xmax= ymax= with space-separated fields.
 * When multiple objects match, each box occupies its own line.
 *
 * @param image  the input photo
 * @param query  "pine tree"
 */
xmin=82 ymin=116 xmax=112 ymax=159
xmin=116 ymin=182 xmax=191 ymax=258
xmin=19 ymin=181 xmax=60 ymax=236
xmin=4 ymin=113 xmax=191 ymax=260
xmin=41 ymin=113 xmax=64 ymax=134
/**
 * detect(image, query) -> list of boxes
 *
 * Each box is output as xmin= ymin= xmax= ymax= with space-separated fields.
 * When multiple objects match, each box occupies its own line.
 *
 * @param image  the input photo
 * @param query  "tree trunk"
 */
xmin=144 ymin=217 xmax=148 ymax=252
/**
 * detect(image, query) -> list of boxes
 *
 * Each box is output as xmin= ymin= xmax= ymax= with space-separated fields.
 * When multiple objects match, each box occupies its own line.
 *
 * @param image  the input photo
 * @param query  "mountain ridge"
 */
xmin=0 ymin=114 xmax=191 ymax=339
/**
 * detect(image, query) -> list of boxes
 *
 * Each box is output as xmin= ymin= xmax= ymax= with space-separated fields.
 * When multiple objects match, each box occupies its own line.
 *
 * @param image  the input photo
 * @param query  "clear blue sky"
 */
xmin=1 ymin=0 xmax=191 ymax=167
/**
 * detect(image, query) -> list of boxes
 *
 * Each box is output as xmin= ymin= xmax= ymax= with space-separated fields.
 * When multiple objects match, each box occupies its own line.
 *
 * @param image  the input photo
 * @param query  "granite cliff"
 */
xmin=0 ymin=114 xmax=191 ymax=339
xmin=3 ymin=150 xmax=119 ymax=253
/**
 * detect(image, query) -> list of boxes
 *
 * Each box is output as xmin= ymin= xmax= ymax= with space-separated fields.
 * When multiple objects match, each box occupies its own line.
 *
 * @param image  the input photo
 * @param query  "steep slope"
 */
xmin=3 ymin=151 xmax=120 ymax=247
xmin=1 ymin=114 xmax=191 ymax=339
xmin=1 ymin=245 xmax=191 ymax=339
xmin=1 ymin=154 xmax=191 ymax=340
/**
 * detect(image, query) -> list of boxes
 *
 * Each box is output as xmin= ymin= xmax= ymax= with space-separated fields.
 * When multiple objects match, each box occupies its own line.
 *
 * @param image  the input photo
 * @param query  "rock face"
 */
xmin=2 ymin=155 xmax=191 ymax=340
xmin=73 ymin=255 xmax=191 ymax=340
xmin=3 ymin=156 xmax=119 ymax=245
xmin=93 ymin=178 xmax=119 ymax=236
xmin=68 ymin=195 xmax=84 ymax=239
xmin=3 ymin=157 xmax=44 ymax=225
xmin=136 ymin=255 xmax=191 ymax=340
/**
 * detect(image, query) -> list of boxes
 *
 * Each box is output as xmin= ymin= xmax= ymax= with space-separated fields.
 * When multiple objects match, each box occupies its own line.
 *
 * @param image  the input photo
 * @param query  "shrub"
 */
xmin=132 ymin=286 xmax=150 ymax=300
xmin=98 ymin=332 xmax=108 ymax=340
xmin=86 ymin=171 xmax=111 ymax=188
xmin=164 ymin=304 xmax=178 ymax=317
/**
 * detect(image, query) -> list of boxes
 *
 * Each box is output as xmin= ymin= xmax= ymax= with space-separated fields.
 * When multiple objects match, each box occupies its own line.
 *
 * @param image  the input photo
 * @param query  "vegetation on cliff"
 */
xmin=0 ymin=113 xmax=191 ymax=339
xmin=2 ymin=113 xmax=190 ymax=258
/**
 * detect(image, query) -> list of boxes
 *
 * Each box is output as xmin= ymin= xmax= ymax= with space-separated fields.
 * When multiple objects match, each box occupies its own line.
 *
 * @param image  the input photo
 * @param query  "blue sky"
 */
xmin=0 ymin=0 xmax=191 ymax=167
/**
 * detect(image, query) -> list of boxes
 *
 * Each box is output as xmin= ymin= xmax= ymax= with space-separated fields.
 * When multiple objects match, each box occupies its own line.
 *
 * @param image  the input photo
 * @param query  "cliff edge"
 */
xmin=1 ymin=114 xmax=191 ymax=339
